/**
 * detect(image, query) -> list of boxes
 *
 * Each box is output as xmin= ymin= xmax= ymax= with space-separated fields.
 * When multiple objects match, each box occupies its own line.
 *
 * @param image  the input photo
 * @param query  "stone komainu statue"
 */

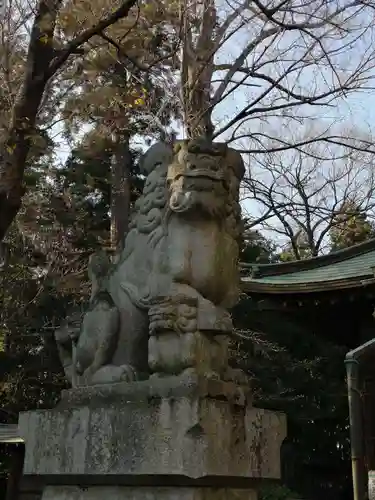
xmin=55 ymin=138 xmax=245 ymax=386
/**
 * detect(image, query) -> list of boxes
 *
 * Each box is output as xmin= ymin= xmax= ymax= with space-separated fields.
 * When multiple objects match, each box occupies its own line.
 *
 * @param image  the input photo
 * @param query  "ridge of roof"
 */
xmin=241 ymin=238 xmax=375 ymax=279
xmin=240 ymin=276 xmax=375 ymax=294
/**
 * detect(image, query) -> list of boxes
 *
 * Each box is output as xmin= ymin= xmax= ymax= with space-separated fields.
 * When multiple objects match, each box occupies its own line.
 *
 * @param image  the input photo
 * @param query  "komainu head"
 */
xmin=167 ymin=138 xmax=244 ymax=222
xmin=126 ymin=139 xmax=244 ymax=250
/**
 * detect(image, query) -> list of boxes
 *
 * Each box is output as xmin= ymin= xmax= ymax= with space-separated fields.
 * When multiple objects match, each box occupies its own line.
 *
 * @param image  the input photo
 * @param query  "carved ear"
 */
xmin=226 ymin=148 xmax=245 ymax=181
xmin=139 ymin=142 xmax=174 ymax=176
xmin=88 ymin=250 xmax=111 ymax=279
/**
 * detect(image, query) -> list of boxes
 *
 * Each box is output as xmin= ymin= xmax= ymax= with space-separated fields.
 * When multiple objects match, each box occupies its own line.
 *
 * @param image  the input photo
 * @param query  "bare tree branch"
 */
xmin=244 ymin=135 xmax=375 ymax=257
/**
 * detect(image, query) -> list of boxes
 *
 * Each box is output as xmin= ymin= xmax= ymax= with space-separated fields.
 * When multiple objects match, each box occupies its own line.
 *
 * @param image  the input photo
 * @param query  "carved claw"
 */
xmin=119 ymin=364 xmax=138 ymax=382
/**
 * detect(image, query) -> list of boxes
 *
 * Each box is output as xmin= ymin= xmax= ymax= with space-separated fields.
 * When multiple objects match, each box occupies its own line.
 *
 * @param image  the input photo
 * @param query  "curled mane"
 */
xmin=133 ymin=163 xmax=168 ymax=235
xmin=119 ymin=143 xmax=172 ymax=264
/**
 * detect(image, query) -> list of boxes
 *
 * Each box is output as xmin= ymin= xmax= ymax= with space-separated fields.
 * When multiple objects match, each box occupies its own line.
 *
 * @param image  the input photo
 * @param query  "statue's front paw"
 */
xmin=149 ymin=295 xmax=198 ymax=334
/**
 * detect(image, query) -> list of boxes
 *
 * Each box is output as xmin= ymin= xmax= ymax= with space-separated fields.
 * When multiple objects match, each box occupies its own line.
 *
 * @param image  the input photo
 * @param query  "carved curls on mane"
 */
xmin=118 ymin=144 xmax=173 ymax=266
xmin=133 ymin=164 xmax=169 ymax=235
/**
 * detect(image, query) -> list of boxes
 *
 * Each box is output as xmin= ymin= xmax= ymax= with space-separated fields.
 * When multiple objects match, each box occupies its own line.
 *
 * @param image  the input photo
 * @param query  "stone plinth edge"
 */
xmin=58 ymin=374 xmax=251 ymax=408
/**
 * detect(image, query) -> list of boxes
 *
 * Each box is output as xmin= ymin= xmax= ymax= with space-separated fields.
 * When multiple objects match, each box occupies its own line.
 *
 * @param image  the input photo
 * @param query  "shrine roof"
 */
xmin=240 ymin=238 xmax=375 ymax=294
xmin=0 ymin=424 xmax=22 ymax=443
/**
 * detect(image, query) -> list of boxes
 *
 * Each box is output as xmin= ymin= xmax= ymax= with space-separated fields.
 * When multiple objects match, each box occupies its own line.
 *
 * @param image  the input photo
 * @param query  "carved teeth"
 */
xmin=184 ymin=171 xmax=223 ymax=181
xmin=169 ymin=191 xmax=193 ymax=213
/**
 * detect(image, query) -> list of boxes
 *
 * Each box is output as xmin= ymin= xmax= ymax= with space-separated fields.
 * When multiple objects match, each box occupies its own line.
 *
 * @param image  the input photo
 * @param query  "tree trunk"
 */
xmin=181 ymin=0 xmax=216 ymax=139
xmin=0 ymin=0 xmax=63 ymax=242
xmin=110 ymin=135 xmax=132 ymax=259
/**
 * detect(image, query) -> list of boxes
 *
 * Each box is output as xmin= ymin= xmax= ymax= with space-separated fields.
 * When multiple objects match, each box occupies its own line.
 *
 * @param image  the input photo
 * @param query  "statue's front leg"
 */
xmin=148 ymin=284 xmax=234 ymax=380
xmin=74 ymin=300 xmax=138 ymax=387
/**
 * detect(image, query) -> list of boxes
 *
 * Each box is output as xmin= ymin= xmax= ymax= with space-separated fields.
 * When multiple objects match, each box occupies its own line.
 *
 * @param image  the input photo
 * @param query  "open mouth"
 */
xmin=174 ymin=172 xmax=229 ymax=192
xmin=169 ymin=177 xmax=229 ymax=215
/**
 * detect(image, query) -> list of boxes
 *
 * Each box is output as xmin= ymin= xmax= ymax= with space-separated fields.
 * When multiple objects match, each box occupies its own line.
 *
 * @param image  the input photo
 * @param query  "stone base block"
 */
xmin=42 ymin=486 xmax=258 ymax=500
xmin=19 ymin=379 xmax=286 ymax=481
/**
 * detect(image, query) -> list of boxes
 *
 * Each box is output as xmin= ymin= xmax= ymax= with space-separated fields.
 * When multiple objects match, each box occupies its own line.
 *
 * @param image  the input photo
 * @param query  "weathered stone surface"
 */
xmin=42 ymin=486 xmax=257 ymax=500
xmin=54 ymin=139 xmax=246 ymax=387
xmin=19 ymin=396 xmax=286 ymax=480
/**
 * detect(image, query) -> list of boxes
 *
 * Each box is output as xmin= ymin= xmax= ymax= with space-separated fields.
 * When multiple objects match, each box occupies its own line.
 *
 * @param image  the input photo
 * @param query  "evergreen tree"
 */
xmin=240 ymin=223 xmax=276 ymax=264
xmin=278 ymin=230 xmax=314 ymax=262
xmin=330 ymin=200 xmax=375 ymax=252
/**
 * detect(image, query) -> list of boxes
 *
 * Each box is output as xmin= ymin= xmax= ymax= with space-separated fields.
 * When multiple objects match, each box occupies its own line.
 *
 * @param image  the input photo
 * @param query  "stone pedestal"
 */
xmin=18 ymin=375 xmax=286 ymax=500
